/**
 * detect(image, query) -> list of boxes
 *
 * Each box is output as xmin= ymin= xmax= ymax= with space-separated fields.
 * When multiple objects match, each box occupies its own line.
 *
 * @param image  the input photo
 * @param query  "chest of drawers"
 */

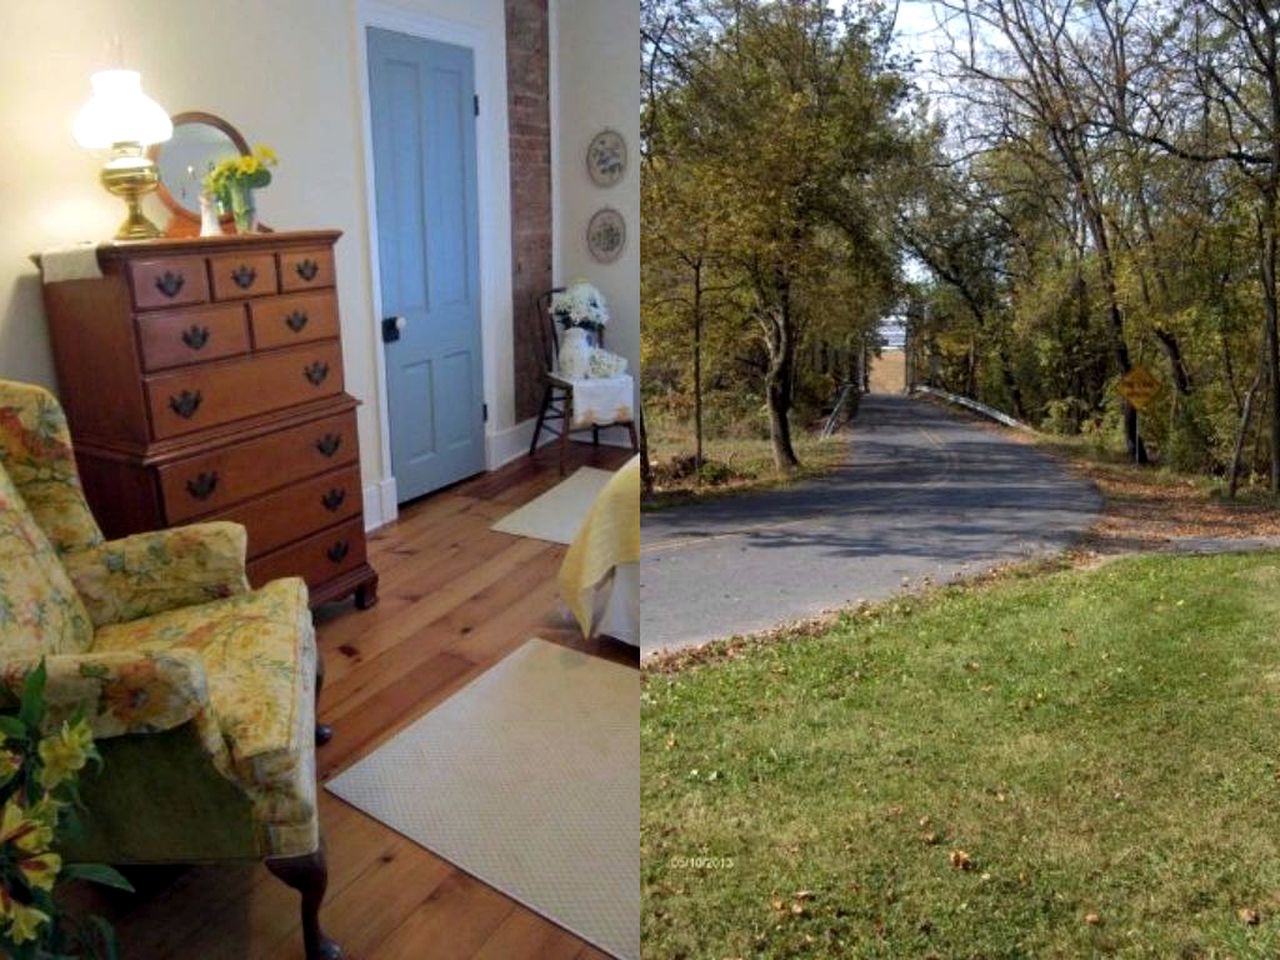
xmin=38 ymin=230 xmax=378 ymax=610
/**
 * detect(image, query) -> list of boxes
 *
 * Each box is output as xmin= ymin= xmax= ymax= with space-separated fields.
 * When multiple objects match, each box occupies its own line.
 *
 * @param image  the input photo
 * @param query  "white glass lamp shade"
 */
xmin=73 ymin=70 xmax=172 ymax=148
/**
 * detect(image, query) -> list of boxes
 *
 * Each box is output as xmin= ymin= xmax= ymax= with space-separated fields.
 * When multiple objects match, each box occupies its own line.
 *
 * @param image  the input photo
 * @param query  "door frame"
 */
xmin=356 ymin=0 xmax=513 ymax=522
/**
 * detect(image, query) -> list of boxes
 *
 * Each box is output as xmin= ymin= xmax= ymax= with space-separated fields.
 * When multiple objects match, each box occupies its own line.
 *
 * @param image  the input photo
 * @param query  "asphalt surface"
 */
xmin=640 ymin=393 xmax=1102 ymax=655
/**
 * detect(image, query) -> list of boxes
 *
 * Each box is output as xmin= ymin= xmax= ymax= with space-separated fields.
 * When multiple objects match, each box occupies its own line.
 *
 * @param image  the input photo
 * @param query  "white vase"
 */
xmin=198 ymin=193 xmax=223 ymax=237
xmin=558 ymin=326 xmax=593 ymax=379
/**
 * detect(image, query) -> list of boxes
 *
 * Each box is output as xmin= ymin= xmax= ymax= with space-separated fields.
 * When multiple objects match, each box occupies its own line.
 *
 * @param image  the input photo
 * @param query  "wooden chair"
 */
xmin=528 ymin=288 xmax=638 ymax=475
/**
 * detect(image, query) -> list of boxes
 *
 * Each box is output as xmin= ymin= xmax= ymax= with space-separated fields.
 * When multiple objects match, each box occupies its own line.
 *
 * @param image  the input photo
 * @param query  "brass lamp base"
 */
xmin=100 ymin=142 xmax=163 ymax=240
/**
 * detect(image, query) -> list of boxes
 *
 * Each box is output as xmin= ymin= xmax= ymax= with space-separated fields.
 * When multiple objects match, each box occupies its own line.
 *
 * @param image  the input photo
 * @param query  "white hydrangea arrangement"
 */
xmin=550 ymin=281 xmax=610 ymax=332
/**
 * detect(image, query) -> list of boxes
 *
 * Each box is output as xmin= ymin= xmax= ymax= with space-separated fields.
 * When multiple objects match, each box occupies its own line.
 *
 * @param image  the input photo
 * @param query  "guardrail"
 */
xmin=911 ymin=385 xmax=1033 ymax=432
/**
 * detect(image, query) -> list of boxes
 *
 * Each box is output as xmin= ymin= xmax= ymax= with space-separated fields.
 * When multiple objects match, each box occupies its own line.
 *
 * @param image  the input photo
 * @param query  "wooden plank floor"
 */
xmin=89 ymin=443 xmax=636 ymax=959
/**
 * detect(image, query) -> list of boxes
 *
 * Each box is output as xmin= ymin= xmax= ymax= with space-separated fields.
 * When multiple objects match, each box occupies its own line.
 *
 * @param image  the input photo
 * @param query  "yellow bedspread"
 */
xmin=558 ymin=455 xmax=640 ymax=638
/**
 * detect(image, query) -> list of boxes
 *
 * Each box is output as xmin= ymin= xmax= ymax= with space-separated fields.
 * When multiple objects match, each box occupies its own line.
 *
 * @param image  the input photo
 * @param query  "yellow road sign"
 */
xmin=1118 ymin=366 xmax=1160 ymax=411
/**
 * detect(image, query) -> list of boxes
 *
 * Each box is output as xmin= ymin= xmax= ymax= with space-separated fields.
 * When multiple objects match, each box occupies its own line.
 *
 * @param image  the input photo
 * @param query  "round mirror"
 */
xmin=151 ymin=112 xmax=249 ymax=226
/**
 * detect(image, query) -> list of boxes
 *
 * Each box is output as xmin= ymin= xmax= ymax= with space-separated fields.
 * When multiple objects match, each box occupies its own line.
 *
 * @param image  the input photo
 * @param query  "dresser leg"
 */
xmin=355 ymin=576 xmax=379 ymax=610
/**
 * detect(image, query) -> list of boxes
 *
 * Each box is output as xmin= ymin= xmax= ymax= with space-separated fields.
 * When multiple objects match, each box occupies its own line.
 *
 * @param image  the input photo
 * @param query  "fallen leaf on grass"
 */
xmin=949 ymin=849 xmax=973 ymax=871
xmin=1084 ymin=912 xmax=1101 ymax=926
xmin=922 ymin=832 xmax=941 ymax=846
xmin=1238 ymin=907 xmax=1261 ymax=926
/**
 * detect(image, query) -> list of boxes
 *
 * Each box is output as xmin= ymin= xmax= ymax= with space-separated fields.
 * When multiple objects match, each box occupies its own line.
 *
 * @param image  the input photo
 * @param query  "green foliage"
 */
xmin=0 ymin=662 xmax=130 ymax=960
xmin=642 ymin=0 xmax=914 ymax=466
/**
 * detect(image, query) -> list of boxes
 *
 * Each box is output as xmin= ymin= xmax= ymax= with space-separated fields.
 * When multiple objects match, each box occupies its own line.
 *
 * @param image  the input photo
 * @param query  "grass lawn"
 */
xmin=642 ymin=552 xmax=1280 ymax=958
xmin=646 ymin=417 xmax=849 ymax=510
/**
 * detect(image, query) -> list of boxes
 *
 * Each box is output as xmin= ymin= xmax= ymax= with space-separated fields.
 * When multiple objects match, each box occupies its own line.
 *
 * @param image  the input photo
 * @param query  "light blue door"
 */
xmin=368 ymin=28 xmax=486 ymax=503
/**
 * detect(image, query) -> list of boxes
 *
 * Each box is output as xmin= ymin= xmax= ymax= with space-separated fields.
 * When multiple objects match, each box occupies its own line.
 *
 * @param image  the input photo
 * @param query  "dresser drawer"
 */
xmin=157 ymin=409 xmax=358 ymax=523
xmin=208 ymin=464 xmax=362 ymax=558
xmin=209 ymin=252 xmax=278 ymax=301
xmin=250 ymin=292 xmax=339 ymax=350
xmin=279 ymin=247 xmax=336 ymax=292
xmin=137 ymin=303 xmax=250 ymax=371
xmin=129 ymin=257 xmax=209 ymax=310
xmin=248 ymin=516 xmax=366 ymax=592
xmin=146 ymin=341 xmax=344 ymax=440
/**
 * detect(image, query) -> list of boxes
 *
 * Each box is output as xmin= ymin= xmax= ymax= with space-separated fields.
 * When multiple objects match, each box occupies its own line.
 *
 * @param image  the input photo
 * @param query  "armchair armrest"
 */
xmin=63 ymin=522 xmax=251 ymax=628
xmin=0 ymin=650 xmax=210 ymax=739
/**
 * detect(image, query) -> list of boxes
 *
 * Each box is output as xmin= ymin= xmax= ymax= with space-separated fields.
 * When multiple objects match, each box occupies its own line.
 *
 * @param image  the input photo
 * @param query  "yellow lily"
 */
xmin=16 ymin=851 xmax=59 ymax=893
xmin=254 ymin=144 xmax=278 ymax=165
xmin=0 ymin=800 xmax=48 ymax=854
xmin=0 ymin=748 xmax=21 ymax=787
xmin=37 ymin=719 xmax=94 ymax=791
xmin=6 ymin=900 xmax=48 ymax=944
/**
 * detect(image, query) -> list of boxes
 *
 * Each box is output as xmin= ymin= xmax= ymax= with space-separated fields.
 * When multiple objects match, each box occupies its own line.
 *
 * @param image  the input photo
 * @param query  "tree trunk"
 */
xmin=763 ymin=275 xmax=800 ymax=472
xmin=639 ymin=402 xmax=653 ymax=498
xmin=692 ymin=262 xmax=704 ymax=476
xmin=1261 ymin=208 xmax=1280 ymax=493
xmin=1229 ymin=368 xmax=1263 ymax=499
xmin=767 ymin=373 xmax=799 ymax=471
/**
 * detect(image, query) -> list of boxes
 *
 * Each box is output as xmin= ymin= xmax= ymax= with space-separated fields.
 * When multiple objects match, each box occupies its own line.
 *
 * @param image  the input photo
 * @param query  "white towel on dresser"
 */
xmin=39 ymin=244 xmax=102 ymax=283
xmin=570 ymin=373 xmax=634 ymax=427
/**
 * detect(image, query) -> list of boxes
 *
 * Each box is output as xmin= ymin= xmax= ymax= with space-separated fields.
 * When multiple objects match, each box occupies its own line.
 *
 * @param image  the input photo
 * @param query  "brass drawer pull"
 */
xmin=186 ymin=471 xmax=219 ymax=500
xmin=285 ymin=310 xmax=309 ymax=333
xmin=304 ymin=361 xmax=330 ymax=386
xmin=181 ymin=325 xmax=210 ymax=350
xmin=155 ymin=271 xmax=185 ymax=299
xmin=231 ymin=265 xmax=257 ymax=289
xmin=296 ymin=259 xmax=320 ymax=282
xmin=321 ymin=488 xmax=347 ymax=512
xmin=327 ymin=540 xmax=350 ymax=563
xmin=316 ymin=433 xmax=342 ymax=457
xmin=168 ymin=389 xmax=202 ymax=419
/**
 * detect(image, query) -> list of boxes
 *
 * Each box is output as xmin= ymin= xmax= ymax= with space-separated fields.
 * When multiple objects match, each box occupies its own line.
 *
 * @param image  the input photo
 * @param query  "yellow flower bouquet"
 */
xmin=0 ymin=662 xmax=131 ymax=959
xmin=203 ymin=144 xmax=279 ymax=234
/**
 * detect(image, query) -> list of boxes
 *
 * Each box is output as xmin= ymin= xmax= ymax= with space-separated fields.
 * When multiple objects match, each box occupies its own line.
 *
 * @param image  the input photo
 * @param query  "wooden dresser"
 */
xmin=38 ymin=230 xmax=378 ymax=609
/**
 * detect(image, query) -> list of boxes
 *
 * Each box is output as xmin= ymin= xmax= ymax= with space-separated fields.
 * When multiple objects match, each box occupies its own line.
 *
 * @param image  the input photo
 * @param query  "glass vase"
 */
xmin=227 ymin=181 xmax=257 ymax=234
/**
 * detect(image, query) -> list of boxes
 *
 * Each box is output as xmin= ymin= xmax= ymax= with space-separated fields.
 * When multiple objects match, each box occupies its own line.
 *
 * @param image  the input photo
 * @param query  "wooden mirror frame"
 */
xmin=150 ymin=111 xmax=251 ymax=237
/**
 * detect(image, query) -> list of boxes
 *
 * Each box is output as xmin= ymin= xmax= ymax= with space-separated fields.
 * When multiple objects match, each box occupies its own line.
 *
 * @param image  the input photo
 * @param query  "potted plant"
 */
xmin=0 ymin=662 xmax=132 ymax=960
xmin=550 ymin=282 xmax=609 ymax=378
xmin=203 ymin=144 xmax=279 ymax=234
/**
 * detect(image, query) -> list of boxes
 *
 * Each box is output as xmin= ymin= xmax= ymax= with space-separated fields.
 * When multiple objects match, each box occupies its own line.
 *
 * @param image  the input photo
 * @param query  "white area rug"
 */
xmin=325 ymin=639 xmax=639 ymax=960
xmin=491 ymin=467 xmax=614 ymax=544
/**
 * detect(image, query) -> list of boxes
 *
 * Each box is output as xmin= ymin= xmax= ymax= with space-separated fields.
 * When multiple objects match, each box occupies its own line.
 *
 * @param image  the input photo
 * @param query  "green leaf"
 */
xmin=62 ymin=863 xmax=134 ymax=892
xmin=87 ymin=915 xmax=121 ymax=960
xmin=0 ymin=715 xmax=29 ymax=739
xmin=18 ymin=659 xmax=46 ymax=730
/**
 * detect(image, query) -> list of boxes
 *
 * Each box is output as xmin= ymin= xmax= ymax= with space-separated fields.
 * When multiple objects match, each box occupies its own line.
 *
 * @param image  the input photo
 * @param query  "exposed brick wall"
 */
xmin=505 ymin=0 xmax=553 ymax=423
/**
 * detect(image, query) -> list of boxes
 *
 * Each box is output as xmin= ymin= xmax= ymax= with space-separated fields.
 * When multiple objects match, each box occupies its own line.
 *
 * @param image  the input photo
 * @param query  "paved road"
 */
xmin=640 ymin=393 xmax=1101 ymax=655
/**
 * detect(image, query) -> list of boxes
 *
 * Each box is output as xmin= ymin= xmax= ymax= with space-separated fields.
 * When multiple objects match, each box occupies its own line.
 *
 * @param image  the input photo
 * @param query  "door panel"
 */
xmin=368 ymin=27 xmax=485 ymax=502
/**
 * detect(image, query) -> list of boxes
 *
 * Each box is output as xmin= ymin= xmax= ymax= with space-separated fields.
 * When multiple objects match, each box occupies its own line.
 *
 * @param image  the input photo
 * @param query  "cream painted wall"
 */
xmin=0 ymin=0 xmax=387 ymax=491
xmin=0 ymin=0 xmax=632 ymax=514
xmin=552 ymin=0 xmax=642 ymax=436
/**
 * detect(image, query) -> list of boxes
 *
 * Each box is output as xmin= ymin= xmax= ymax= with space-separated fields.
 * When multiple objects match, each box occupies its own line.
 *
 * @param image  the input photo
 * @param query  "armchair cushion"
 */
xmin=93 ymin=577 xmax=319 ymax=855
xmin=63 ymin=523 xmax=251 ymax=628
xmin=0 ymin=381 xmax=103 ymax=556
xmin=0 ymin=464 xmax=93 ymax=657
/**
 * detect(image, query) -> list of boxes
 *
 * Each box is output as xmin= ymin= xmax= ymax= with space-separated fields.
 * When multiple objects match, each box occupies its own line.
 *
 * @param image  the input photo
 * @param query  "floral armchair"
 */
xmin=0 ymin=380 xmax=340 ymax=960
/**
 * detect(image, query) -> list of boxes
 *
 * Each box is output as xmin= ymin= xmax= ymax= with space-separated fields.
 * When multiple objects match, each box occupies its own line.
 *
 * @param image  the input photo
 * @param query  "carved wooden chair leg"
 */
xmin=559 ymin=394 xmax=572 ymax=477
xmin=529 ymin=383 xmax=553 ymax=456
xmin=266 ymin=842 xmax=342 ymax=960
xmin=626 ymin=420 xmax=639 ymax=453
xmin=314 ymin=654 xmax=333 ymax=747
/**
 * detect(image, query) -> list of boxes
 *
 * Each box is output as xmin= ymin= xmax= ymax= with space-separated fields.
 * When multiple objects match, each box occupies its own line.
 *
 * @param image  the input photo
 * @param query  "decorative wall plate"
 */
xmin=587 ymin=208 xmax=626 ymax=263
xmin=586 ymin=129 xmax=627 ymax=187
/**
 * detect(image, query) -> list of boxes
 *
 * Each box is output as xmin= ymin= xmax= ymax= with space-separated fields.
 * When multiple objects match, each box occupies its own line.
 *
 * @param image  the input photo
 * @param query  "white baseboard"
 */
xmin=487 ymin=416 xmax=542 ymax=470
xmin=362 ymin=477 xmax=398 ymax=532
